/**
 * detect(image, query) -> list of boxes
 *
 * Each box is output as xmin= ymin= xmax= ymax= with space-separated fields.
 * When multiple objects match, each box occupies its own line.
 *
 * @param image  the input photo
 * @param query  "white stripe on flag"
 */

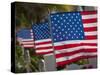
xmin=82 ymin=14 xmax=97 ymax=19
xmin=35 ymin=39 xmax=51 ymax=43
xmin=21 ymin=42 xmax=34 ymax=44
xmin=54 ymin=40 xmax=97 ymax=46
xmin=56 ymin=52 xmax=97 ymax=62
xmin=55 ymin=46 xmax=97 ymax=54
xmin=83 ymin=23 xmax=97 ymax=28
xmin=85 ymin=31 xmax=97 ymax=36
xmin=36 ymin=49 xmax=53 ymax=52
xmin=35 ymin=44 xmax=52 ymax=48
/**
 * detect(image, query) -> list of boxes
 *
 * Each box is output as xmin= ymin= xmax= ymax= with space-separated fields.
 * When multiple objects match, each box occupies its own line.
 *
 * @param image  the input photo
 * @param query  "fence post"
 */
xmin=24 ymin=49 xmax=31 ymax=72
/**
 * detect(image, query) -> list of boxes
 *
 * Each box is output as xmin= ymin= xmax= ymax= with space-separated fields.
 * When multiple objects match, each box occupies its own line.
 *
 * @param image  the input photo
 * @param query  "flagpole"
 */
xmin=45 ymin=8 xmax=57 ymax=71
xmin=42 ymin=8 xmax=57 ymax=71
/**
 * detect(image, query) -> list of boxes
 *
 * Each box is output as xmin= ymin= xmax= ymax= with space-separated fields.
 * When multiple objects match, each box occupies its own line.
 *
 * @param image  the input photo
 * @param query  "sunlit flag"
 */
xmin=50 ymin=11 xmax=97 ymax=66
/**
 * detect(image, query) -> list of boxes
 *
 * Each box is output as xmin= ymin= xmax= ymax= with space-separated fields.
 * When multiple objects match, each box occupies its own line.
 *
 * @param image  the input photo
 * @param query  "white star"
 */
xmin=64 ymin=25 xmax=67 ymax=28
xmin=79 ymin=19 xmax=81 ymax=21
xmin=62 ymin=29 xmax=64 ymax=31
xmin=67 ymin=22 xmax=69 ymax=24
xmin=55 ymin=24 xmax=57 ymax=26
xmin=56 ymin=29 xmax=58 ymax=32
xmin=60 ymin=17 xmax=63 ymax=20
xmin=57 ymin=14 xmax=59 ymax=17
xmin=63 ymin=35 xmax=65 ymax=37
xmin=62 ymin=14 xmax=65 ymax=16
xmin=65 ymin=31 xmax=67 ymax=34
xmin=81 ymin=30 xmax=83 ymax=32
xmin=60 ymin=38 xmax=63 ymax=40
xmin=69 ymin=19 xmax=71 ymax=22
xmin=58 ymin=26 xmax=61 ymax=29
xmin=59 ymin=32 xmax=62 ymax=34
xmin=68 ymin=34 xmax=71 ymax=36
xmin=64 ymin=19 xmax=66 ymax=22
xmin=75 ymin=25 xmax=77 ymax=27
xmin=78 ymin=27 xmax=80 ymax=30
xmin=71 ymin=16 xmax=74 ymax=18
xmin=54 ymin=18 xmax=56 ymax=20
xmin=51 ymin=15 xmax=53 ymax=18
xmin=53 ymin=33 xmax=56 ymax=35
xmin=70 ymin=25 xmax=72 ymax=27
xmin=76 ymin=36 xmax=78 ymax=38
xmin=71 ymin=31 xmax=73 ymax=33
xmin=80 ymin=25 xmax=82 ymax=27
xmin=54 ymin=39 xmax=56 ymax=41
xmin=77 ymin=22 xmax=79 ymax=24
xmin=74 ymin=33 xmax=76 ymax=35
xmin=51 ymin=21 xmax=54 ymax=23
xmin=76 ymin=16 xmax=78 ymax=18
xmin=74 ymin=19 xmax=77 ymax=21
xmin=77 ymin=13 xmax=80 ymax=15
xmin=57 ymin=35 xmax=59 ymax=37
xmin=73 ymin=13 xmax=76 ymax=15
xmin=58 ymin=20 xmax=60 ymax=23
xmin=76 ymin=30 xmax=78 ymax=32
xmin=61 ymin=23 xmax=63 ymax=25
xmin=73 ymin=27 xmax=75 ymax=30
xmin=68 ymin=28 xmax=70 ymax=30
xmin=66 ymin=17 xmax=68 ymax=19
xmin=72 ymin=22 xmax=74 ymax=24
xmin=68 ymin=13 xmax=71 ymax=16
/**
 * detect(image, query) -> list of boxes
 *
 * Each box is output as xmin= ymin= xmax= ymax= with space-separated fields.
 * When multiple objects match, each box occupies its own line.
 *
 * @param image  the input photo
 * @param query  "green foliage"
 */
xmin=15 ymin=45 xmax=43 ymax=73
xmin=15 ymin=2 xmax=76 ymax=30
xmin=15 ymin=46 xmax=26 ymax=73
xmin=73 ymin=59 xmax=89 ymax=65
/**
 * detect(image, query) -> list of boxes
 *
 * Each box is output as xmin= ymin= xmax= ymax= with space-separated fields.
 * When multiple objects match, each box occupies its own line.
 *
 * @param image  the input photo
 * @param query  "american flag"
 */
xmin=50 ymin=11 xmax=97 ymax=66
xmin=32 ymin=23 xmax=53 ymax=55
xmin=17 ymin=29 xmax=34 ymax=48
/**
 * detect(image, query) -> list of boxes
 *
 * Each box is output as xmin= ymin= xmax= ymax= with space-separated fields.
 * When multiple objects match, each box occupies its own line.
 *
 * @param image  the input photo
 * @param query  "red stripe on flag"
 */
xmin=54 ymin=43 xmax=97 ymax=50
xmin=36 ymin=46 xmax=53 ymax=50
xmin=57 ymin=55 xmax=97 ymax=67
xmin=84 ymin=27 xmax=97 ymax=32
xmin=81 ymin=11 xmax=97 ymax=15
xmin=35 ymin=41 xmax=52 ymax=45
xmin=56 ymin=49 xmax=97 ymax=58
xmin=85 ymin=36 xmax=97 ymax=40
xmin=82 ymin=18 xmax=97 ymax=23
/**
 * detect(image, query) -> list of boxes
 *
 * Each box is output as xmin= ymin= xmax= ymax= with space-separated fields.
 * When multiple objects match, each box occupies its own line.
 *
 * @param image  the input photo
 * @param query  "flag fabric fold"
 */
xmin=50 ymin=11 xmax=97 ymax=66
